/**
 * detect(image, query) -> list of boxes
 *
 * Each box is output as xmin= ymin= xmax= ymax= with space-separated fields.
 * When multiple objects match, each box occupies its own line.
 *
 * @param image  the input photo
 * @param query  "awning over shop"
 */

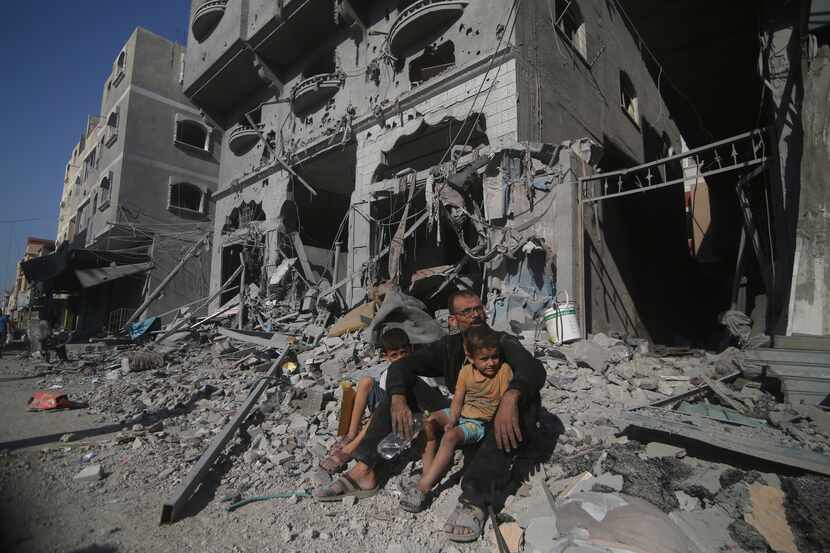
xmin=75 ymin=261 xmax=154 ymax=288
xmin=21 ymin=241 xmax=152 ymax=291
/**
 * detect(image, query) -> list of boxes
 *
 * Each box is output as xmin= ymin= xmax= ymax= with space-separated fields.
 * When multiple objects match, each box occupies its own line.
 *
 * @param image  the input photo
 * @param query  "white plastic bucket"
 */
xmin=543 ymin=291 xmax=581 ymax=345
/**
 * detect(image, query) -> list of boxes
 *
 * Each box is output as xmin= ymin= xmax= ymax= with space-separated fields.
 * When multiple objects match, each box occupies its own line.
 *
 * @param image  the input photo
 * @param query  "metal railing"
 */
xmin=579 ymin=129 xmax=769 ymax=203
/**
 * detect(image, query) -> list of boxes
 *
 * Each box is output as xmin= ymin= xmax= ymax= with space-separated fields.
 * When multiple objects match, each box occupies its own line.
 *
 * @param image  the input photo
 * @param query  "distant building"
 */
xmin=37 ymin=28 xmax=221 ymax=336
xmin=5 ymin=237 xmax=55 ymax=328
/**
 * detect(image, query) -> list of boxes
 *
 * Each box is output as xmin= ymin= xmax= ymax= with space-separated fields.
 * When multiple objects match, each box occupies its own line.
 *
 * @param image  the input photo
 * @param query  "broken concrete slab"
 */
xmin=674 ymin=490 xmax=701 ymax=512
xmin=743 ymin=483 xmax=799 ymax=553
xmin=624 ymin=406 xmax=830 ymax=476
xmin=216 ymin=327 xmax=289 ymax=349
xmin=74 ymin=464 xmax=104 ymax=481
xmin=507 ymin=494 xmax=556 ymax=528
xmin=568 ymin=340 xmax=612 ymax=372
xmin=644 ymin=442 xmax=686 ymax=459
xmin=670 ymin=508 xmax=752 ymax=553
xmin=524 ymin=516 xmax=559 ymax=553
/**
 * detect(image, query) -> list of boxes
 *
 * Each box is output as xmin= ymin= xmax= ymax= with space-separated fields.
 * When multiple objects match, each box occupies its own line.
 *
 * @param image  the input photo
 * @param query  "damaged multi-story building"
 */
xmin=183 ymin=0 xmax=696 ymax=340
xmin=26 ymin=28 xmax=221 ymax=336
xmin=4 ymin=237 xmax=56 ymax=331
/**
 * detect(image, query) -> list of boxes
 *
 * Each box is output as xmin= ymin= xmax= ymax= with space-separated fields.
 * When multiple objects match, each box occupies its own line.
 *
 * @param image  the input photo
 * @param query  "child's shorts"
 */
xmin=439 ymin=408 xmax=487 ymax=445
xmin=366 ymin=379 xmax=388 ymax=412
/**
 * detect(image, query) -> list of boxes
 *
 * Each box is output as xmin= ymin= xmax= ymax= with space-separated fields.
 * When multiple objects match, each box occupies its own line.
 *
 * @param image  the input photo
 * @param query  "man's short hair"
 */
xmin=380 ymin=327 xmax=411 ymax=351
xmin=448 ymin=290 xmax=481 ymax=314
xmin=463 ymin=325 xmax=499 ymax=355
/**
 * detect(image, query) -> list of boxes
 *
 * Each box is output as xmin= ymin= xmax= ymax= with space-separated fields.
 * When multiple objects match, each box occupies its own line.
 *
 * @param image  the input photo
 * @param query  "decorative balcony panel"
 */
xmin=388 ymin=1 xmax=468 ymax=55
xmin=228 ymin=123 xmax=264 ymax=156
xmin=192 ymin=0 xmax=229 ymax=42
xmin=291 ymin=73 xmax=345 ymax=114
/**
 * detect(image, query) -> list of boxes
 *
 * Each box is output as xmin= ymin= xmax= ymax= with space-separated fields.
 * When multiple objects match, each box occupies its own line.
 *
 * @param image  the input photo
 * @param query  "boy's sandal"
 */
xmin=443 ymin=502 xmax=485 ymax=543
xmin=399 ymin=484 xmax=429 ymax=513
xmin=312 ymin=474 xmax=379 ymax=502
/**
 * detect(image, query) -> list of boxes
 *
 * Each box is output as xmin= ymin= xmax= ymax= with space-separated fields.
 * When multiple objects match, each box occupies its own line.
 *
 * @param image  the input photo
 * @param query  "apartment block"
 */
xmin=37 ymin=28 xmax=221 ymax=336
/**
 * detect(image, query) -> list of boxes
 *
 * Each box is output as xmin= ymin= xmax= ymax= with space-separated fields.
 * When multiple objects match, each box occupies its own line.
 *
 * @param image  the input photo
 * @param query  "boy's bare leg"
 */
xmin=418 ymin=427 xmax=464 ymax=493
xmin=341 ymin=417 xmax=370 ymax=456
xmin=347 ymin=377 xmax=374 ymax=441
xmin=421 ymin=411 xmax=451 ymax=474
xmin=422 ymin=419 xmax=440 ymax=474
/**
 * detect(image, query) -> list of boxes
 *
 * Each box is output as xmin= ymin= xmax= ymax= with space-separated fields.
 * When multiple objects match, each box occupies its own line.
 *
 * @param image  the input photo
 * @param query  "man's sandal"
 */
xmin=443 ymin=502 xmax=485 ymax=543
xmin=312 ymin=474 xmax=379 ymax=502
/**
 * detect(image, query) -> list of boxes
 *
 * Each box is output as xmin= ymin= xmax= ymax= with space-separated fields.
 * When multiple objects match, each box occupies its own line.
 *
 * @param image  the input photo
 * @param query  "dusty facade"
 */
xmin=183 ymin=0 xmax=683 ymax=339
xmin=43 ymin=28 xmax=222 ymax=336
xmin=4 ymin=237 xmax=55 ymax=328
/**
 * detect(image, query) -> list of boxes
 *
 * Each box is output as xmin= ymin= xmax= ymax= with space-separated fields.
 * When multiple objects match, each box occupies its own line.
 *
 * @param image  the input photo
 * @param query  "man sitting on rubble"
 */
xmin=313 ymin=290 xmax=547 ymax=543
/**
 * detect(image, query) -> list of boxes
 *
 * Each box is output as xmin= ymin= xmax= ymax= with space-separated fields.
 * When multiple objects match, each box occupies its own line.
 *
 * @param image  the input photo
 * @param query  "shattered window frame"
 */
xmin=174 ymin=116 xmax=212 ymax=153
xmin=554 ymin=0 xmax=588 ymax=60
xmin=168 ymin=181 xmax=207 ymax=216
xmin=619 ymin=70 xmax=640 ymax=127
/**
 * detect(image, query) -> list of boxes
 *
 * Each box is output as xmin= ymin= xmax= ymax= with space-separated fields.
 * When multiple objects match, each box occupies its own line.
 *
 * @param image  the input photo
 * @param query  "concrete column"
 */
xmin=787 ymin=45 xmax=830 ymax=335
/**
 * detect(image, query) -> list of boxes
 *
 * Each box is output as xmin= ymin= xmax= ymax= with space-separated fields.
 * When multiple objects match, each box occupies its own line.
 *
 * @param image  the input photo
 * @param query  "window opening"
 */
xmin=113 ymin=51 xmax=127 ymax=85
xmin=303 ymin=51 xmax=336 ymax=78
xmin=620 ymin=71 xmax=639 ymax=125
xmin=175 ymin=119 xmax=209 ymax=151
xmin=169 ymin=182 xmax=204 ymax=214
xmin=105 ymin=109 xmax=119 ymax=146
xmin=99 ymin=172 xmax=112 ymax=207
xmin=223 ymin=201 xmax=266 ymax=233
xmin=554 ymin=0 xmax=587 ymax=59
xmin=409 ymin=42 xmax=455 ymax=86
xmin=83 ymin=149 xmax=97 ymax=181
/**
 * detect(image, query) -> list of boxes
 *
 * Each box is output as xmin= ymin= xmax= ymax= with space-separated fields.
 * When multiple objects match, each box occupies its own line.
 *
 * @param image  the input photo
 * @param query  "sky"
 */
xmin=0 ymin=1 xmax=190 ymax=295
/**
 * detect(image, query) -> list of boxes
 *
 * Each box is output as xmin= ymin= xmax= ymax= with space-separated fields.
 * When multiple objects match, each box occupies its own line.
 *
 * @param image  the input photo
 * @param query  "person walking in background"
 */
xmin=0 ymin=310 xmax=10 ymax=358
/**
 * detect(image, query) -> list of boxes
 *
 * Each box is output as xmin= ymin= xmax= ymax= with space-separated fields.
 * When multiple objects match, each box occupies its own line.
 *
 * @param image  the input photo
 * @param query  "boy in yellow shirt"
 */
xmin=400 ymin=325 xmax=513 ymax=512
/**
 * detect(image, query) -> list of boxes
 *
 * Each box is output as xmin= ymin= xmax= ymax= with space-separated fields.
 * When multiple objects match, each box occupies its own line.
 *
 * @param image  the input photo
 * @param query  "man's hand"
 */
xmin=493 ymin=389 xmax=522 ymax=452
xmin=444 ymin=417 xmax=458 ymax=432
xmin=390 ymin=394 xmax=413 ymax=440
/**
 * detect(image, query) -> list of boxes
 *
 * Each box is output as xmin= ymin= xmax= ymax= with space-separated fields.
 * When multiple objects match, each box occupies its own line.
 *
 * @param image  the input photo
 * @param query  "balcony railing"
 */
xmin=291 ymin=72 xmax=345 ymax=114
xmin=388 ymin=0 xmax=469 ymax=54
xmin=228 ymin=123 xmax=264 ymax=156
xmin=192 ymin=0 xmax=228 ymax=42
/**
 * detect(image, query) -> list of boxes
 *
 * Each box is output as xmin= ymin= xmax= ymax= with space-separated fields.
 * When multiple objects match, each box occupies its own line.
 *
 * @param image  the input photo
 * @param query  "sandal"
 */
xmin=399 ymin=484 xmax=429 ymax=513
xmin=443 ymin=502 xmax=486 ymax=543
xmin=319 ymin=446 xmax=352 ymax=473
xmin=312 ymin=474 xmax=379 ymax=502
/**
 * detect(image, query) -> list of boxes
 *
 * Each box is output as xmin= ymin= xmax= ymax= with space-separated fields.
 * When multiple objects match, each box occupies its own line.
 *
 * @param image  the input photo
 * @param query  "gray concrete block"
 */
xmin=74 ymin=464 xmax=103 ymax=481
xmin=524 ymin=516 xmax=559 ymax=553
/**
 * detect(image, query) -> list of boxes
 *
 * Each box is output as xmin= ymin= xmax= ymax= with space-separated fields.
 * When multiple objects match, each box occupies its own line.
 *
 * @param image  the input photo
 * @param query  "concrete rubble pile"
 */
xmin=10 ymin=292 xmax=829 ymax=553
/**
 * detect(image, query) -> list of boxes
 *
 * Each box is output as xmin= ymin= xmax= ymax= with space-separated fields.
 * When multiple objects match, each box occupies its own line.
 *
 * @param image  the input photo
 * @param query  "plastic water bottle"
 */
xmin=377 ymin=412 xmax=425 ymax=460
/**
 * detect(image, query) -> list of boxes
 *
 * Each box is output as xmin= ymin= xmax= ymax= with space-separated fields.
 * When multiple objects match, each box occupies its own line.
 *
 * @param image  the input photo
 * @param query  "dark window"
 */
xmin=169 ymin=182 xmax=204 ymax=213
xmin=554 ymin=0 xmax=587 ymax=58
xmin=409 ymin=42 xmax=455 ymax=86
xmin=105 ymin=109 xmax=119 ymax=145
xmin=223 ymin=201 xmax=266 ymax=233
xmin=620 ymin=71 xmax=639 ymax=125
xmin=99 ymin=173 xmax=112 ymax=207
xmin=303 ymin=51 xmax=336 ymax=78
xmin=175 ymin=119 xmax=209 ymax=150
